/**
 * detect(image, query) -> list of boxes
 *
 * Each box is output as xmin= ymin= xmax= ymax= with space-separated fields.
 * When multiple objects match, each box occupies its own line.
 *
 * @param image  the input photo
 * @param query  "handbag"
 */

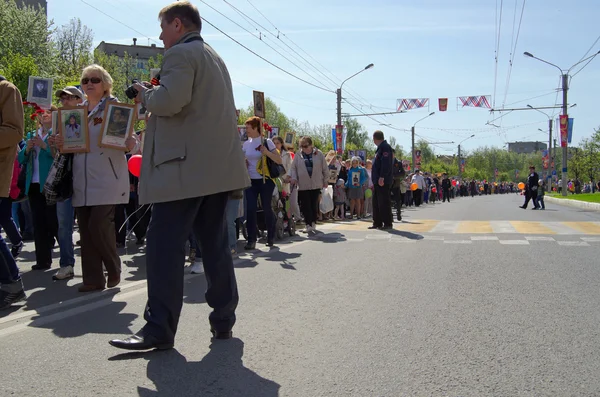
xmin=44 ymin=153 xmax=73 ymax=205
xmin=257 ymin=139 xmax=286 ymax=179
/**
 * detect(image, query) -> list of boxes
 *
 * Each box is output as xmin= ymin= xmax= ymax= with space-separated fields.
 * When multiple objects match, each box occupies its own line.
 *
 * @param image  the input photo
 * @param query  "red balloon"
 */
xmin=451 ymin=180 xmax=457 ymax=187
xmin=128 ymin=155 xmax=142 ymax=177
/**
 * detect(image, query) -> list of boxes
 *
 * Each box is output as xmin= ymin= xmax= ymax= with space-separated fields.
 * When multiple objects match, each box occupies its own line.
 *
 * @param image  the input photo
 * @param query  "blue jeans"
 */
xmin=226 ymin=199 xmax=240 ymax=250
xmin=245 ymin=179 xmax=276 ymax=243
xmin=0 ymin=198 xmax=21 ymax=246
xmin=0 ymin=199 xmax=20 ymax=286
xmin=12 ymin=199 xmax=34 ymax=237
xmin=56 ymin=198 xmax=75 ymax=267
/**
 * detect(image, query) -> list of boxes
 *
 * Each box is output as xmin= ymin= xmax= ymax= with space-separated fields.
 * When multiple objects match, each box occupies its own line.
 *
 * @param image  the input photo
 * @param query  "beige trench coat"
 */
xmin=0 ymin=79 xmax=24 ymax=198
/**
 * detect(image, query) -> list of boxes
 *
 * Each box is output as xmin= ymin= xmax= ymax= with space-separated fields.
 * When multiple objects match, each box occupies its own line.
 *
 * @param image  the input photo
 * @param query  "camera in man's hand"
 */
xmin=125 ymin=79 xmax=154 ymax=100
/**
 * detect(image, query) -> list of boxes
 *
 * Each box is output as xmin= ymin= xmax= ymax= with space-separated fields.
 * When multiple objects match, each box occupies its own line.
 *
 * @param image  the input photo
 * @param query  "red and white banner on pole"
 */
xmin=457 ymin=95 xmax=491 ymax=109
xmin=559 ymin=115 xmax=568 ymax=147
xmin=438 ymin=98 xmax=448 ymax=112
xmin=397 ymin=98 xmax=429 ymax=111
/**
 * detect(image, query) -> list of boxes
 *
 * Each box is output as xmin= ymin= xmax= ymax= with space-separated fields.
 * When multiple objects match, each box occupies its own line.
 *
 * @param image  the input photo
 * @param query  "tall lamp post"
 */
xmin=457 ymin=134 xmax=475 ymax=180
xmin=411 ymin=112 xmax=435 ymax=169
xmin=523 ymin=50 xmax=600 ymax=196
xmin=336 ymin=63 xmax=374 ymax=130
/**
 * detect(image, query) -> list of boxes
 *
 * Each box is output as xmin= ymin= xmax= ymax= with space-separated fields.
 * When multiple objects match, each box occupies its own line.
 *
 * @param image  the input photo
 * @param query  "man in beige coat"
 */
xmin=0 ymin=76 xmax=27 ymax=309
xmin=110 ymin=2 xmax=249 ymax=350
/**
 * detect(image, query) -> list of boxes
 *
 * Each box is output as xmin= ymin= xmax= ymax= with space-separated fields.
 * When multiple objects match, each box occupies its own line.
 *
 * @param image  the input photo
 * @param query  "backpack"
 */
xmin=393 ymin=159 xmax=406 ymax=179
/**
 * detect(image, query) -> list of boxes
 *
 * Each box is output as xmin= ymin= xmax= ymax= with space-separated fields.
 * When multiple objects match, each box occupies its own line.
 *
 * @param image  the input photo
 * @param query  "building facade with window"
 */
xmin=95 ymin=38 xmax=164 ymax=71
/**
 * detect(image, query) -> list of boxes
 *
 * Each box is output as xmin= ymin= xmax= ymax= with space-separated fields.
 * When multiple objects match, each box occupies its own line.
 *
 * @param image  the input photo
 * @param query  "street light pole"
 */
xmin=336 ymin=63 xmax=374 ymax=132
xmin=411 ymin=112 xmax=435 ymax=169
xmin=457 ymin=134 xmax=475 ymax=180
xmin=523 ymin=50 xmax=600 ymax=196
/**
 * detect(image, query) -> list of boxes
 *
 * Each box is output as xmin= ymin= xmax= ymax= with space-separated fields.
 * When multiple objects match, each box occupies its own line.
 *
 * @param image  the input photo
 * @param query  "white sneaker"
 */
xmin=190 ymin=261 xmax=204 ymax=274
xmin=53 ymin=265 xmax=74 ymax=280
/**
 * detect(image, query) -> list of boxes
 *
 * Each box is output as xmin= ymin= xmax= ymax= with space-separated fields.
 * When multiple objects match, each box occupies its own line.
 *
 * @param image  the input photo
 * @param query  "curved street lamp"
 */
xmin=411 ymin=112 xmax=435 ymax=168
xmin=523 ymin=50 xmax=600 ymax=195
xmin=336 ymin=63 xmax=374 ymax=128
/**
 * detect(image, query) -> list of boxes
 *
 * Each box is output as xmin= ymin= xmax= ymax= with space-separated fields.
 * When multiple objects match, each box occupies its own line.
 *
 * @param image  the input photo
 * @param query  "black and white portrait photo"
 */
xmin=27 ymin=76 xmax=53 ymax=109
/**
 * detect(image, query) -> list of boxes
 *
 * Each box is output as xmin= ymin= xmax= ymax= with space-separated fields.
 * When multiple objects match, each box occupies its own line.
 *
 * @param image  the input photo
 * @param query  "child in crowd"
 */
xmin=333 ymin=179 xmax=347 ymax=220
xmin=345 ymin=157 xmax=367 ymax=219
xmin=537 ymin=181 xmax=546 ymax=210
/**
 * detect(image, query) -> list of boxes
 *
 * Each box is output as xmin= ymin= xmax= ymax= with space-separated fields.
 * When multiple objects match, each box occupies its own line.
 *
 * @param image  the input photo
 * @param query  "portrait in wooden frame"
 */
xmin=284 ymin=131 xmax=296 ymax=149
xmin=99 ymin=102 xmax=136 ymax=150
xmin=253 ymin=90 xmax=265 ymax=118
xmin=57 ymin=106 xmax=89 ymax=153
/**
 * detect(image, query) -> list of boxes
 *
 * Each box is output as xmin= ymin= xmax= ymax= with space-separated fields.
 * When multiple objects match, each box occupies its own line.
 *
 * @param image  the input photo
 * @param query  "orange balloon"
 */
xmin=518 ymin=182 xmax=525 ymax=190
xmin=411 ymin=183 xmax=418 ymax=191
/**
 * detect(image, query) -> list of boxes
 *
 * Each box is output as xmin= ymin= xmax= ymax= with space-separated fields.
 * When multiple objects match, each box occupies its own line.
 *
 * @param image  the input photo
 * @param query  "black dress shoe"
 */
xmin=32 ymin=263 xmax=51 ymax=270
xmin=211 ymin=328 xmax=233 ymax=340
xmin=109 ymin=334 xmax=174 ymax=351
xmin=381 ymin=225 xmax=393 ymax=230
xmin=265 ymin=240 xmax=274 ymax=247
xmin=368 ymin=225 xmax=381 ymax=230
xmin=244 ymin=242 xmax=256 ymax=250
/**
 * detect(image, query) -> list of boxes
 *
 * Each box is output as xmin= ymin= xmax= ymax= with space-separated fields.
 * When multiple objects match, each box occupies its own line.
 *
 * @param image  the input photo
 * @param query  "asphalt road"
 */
xmin=1 ymin=193 xmax=600 ymax=397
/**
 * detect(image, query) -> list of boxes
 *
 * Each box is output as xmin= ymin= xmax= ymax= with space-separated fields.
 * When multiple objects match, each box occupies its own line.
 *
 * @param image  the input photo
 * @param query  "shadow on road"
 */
xmin=384 ymin=229 xmax=424 ymax=240
xmin=109 ymin=339 xmax=281 ymax=397
xmin=235 ymin=248 xmax=302 ymax=270
xmin=29 ymin=298 xmax=138 ymax=338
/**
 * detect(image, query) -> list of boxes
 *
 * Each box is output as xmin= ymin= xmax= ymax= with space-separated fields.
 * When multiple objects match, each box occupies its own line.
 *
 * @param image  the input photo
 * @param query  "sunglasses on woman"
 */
xmin=81 ymin=77 xmax=102 ymax=85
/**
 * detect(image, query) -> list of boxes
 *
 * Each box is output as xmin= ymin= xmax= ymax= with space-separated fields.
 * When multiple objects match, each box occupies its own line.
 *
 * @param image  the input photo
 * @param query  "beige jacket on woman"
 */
xmin=289 ymin=149 xmax=328 ymax=191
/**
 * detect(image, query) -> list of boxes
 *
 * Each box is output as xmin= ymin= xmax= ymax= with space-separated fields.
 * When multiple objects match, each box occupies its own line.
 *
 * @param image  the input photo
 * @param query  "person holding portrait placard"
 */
xmin=18 ymin=106 xmax=60 ymax=271
xmin=46 ymin=85 xmax=84 ymax=280
xmin=53 ymin=65 xmax=139 ymax=293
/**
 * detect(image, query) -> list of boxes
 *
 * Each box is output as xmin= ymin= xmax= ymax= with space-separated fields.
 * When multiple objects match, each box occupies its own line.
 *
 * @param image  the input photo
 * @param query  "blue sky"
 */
xmin=50 ymin=0 xmax=600 ymax=154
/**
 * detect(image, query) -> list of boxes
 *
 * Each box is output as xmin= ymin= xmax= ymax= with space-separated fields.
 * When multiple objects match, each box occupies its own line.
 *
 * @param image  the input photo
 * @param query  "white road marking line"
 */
xmin=346 ymin=238 xmax=365 ymax=242
xmin=499 ymin=240 xmax=530 ymax=245
xmin=581 ymin=237 xmax=600 ymax=242
xmin=390 ymin=238 xmax=417 ymax=243
xmin=490 ymin=221 xmax=518 ymax=234
xmin=366 ymin=234 xmax=392 ymax=240
xmin=557 ymin=241 xmax=591 ymax=247
xmin=423 ymin=235 xmax=445 ymax=241
xmin=443 ymin=240 xmax=472 ymax=244
xmin=429 ymin=221 xmax=458 ymax=234
xmin=0 ymin=240 xmax=310 ymax=337
xmin=470 ymin=236 xmax=499 ymax=241
xmin=543 ymin=222 xmax=581 ymax=235
xmin=525 ymin=236 xmax=555 ymax=241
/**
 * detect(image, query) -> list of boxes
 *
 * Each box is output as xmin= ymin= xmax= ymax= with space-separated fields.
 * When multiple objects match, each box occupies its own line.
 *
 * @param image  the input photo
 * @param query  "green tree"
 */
xmin=53 ymin=18 xmax=94 ymax=81
xmin=0 ymin=0 xmax=54 ymax=76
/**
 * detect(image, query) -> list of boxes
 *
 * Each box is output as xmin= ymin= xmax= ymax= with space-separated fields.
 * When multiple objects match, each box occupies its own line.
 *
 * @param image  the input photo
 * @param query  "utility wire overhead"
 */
xmin=200 ymin=0 xmax=334 ymax=91
xmin=220 ymin=0 xmax=340 ymax=92
xmin=501 ymin=0 xmax=527 ymax=109
xmin=201 ymin=17 xmax=333 ymax=93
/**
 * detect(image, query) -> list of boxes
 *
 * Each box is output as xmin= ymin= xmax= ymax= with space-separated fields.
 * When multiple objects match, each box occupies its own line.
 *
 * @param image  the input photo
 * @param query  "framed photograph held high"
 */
xmin=99 ymin=103 xmax=135 ymax=150
xmin=269 ymin=127 xmax=280 ymax=140
xmin=27 ymin=76 xmax=53 ymax=109
xmin=253 ymin=90 xmax=265 ymax=118
xmin=58 ymin=107 xmax=89 ymax=153
xmin=283 ymin=131 xmax=296 ymax=149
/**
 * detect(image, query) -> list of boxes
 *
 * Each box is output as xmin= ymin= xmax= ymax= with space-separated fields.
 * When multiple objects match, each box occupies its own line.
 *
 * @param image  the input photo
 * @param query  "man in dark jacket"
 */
xmin=520 ymin=166 xmax=540 ymax=209
xmin=441 ymin=174 xmax=451 ymax=202
xmin=391 ymin=150 xmax=405 ymax=221
xmin=369 ymin=130 xmax=394 ymax=230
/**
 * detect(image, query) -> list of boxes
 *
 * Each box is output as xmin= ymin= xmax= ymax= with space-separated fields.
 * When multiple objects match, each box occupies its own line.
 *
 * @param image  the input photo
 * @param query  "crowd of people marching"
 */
xmin=0 ymin=1 xmax=559 ymax=352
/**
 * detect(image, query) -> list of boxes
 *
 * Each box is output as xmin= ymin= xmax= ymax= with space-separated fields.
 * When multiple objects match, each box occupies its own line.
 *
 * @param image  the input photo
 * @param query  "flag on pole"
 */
xmin=397 ymin=98 xmax=429 ymax=111
xmin=559 ymin=115 xmax=568 ymax=147
xmin=568 ymin=118 xmax=574 ymax=144
xmin=438 ymin=98 xmax=448 ymax=112
xmin=457 ymin=95 xmax=491 ymax=109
